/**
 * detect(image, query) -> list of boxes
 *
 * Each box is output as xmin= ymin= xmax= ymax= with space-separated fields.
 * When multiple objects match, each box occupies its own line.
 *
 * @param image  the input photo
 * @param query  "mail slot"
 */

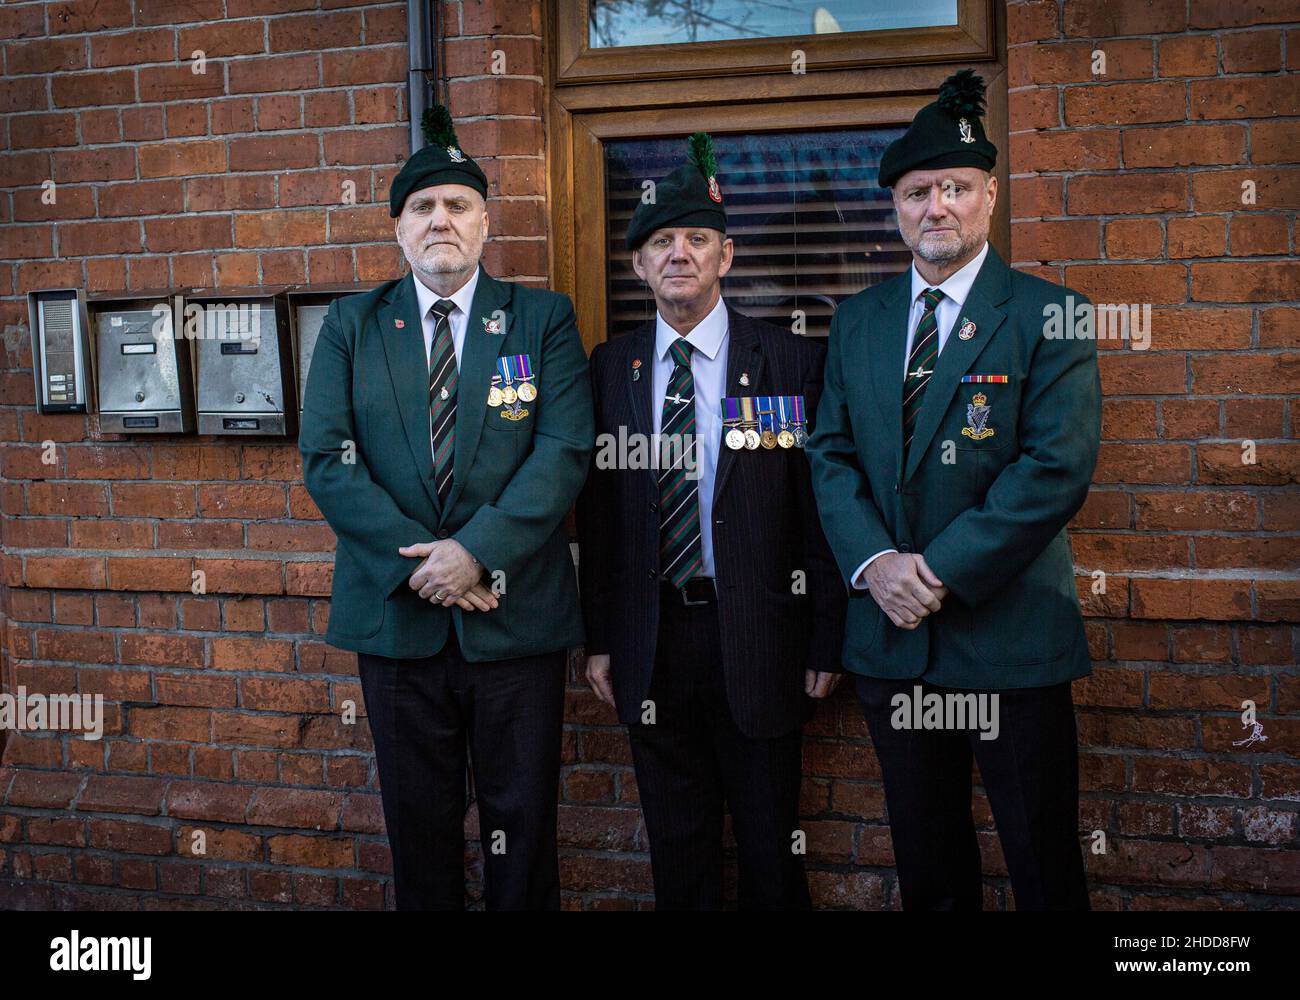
xmin=90 ymin=291 xmax=195 ymax=434
xmin=189 ymin=288 xmax=296 ymax=436
xmin=28 ymin=288 xmax=94 ymax=414
xmin=287 ymin=284 xmax=375 ymax=419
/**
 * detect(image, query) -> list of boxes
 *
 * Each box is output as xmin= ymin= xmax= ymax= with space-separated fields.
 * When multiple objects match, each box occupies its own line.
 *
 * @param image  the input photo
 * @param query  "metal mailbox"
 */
xmin=27 ymin=288 xmax=93 ymax=414
xmin=90 ymin=290 xmax=195 ymax=434
xmin=189 ymin=288 xmax=296 ymax=436
xmin=287 ymin=284 xmax=373 ymax=419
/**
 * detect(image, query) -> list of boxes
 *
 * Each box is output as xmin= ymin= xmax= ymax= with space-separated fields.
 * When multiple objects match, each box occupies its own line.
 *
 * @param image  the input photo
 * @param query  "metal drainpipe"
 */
xmin=407 ymin=0 xmax=439 ymax=154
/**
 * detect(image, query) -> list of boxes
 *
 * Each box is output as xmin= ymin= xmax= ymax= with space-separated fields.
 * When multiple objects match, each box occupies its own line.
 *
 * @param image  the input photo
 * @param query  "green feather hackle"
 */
xmin=687 ymin=131 xmax=718 ymax=178
xmin=421 ymin=105 xmax=460 ymax=148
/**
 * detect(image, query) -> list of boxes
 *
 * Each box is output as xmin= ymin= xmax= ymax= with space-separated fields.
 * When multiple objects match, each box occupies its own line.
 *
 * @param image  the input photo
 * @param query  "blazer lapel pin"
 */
xmin=631 ymin=358 xmax=641 ymax=382
xmin=394 ymin=318 xmax=405 ymax=329
xmin=958 ymin=318 xmax=976 ymax=341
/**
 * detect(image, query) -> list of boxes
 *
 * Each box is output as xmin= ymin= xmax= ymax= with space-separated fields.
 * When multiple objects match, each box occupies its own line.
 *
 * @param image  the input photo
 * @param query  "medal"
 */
xmin=740 ymin=396 xmax=761 ymax=450
xmin=758 ymin=396 xmax=777 ymax=449
xmin=487 ymin=380 xmax=503 ymax=408
xmin=791 ymin=395 xmax=807 ymax=448
xmin=721 ymin=396 xmax=745 ymax=450
xmin=516 ymin=355 xmax=537 ymax=401
xmin=501 ymin=385 xmax=517 ymax=405
xmin=776 ymin=395 xmax=795 ymax=448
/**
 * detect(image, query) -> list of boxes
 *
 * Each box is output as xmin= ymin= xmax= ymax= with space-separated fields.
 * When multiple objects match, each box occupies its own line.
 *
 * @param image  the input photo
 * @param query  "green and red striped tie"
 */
xmin=902 ymin=287 xmax=944 ymax=462
xmin=428 ymin=298 xmax=457 ymax=502
xmin=658 ymin=337 xmax=703 ymax=588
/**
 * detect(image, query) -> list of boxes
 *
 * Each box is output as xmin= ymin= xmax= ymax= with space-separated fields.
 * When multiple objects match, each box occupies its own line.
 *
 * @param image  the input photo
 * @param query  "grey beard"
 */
xmin=911 ymin=231 xmax=972 ymax=264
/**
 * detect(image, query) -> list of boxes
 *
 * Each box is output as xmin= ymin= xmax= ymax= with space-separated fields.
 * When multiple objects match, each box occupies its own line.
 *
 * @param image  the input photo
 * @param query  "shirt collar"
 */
xmin=413 ymin=265 xmax=481 ymax=323
xmin=654 ymin=294 xmax=728 ymax=362
xmin=909 ymin=240 xmax=990 ymax=310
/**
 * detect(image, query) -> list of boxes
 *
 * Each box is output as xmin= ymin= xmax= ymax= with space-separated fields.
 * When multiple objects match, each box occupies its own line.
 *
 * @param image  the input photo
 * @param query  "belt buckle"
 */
xmin=679 ymin=577 xmax=714 ymax=606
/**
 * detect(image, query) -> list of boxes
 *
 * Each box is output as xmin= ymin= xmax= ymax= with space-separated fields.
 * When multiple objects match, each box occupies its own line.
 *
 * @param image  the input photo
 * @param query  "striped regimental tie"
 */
xmin=427 ymin=297 xmax=458 ymax=502
xmin=902 ymin=287 xmax=945 ymax=463
xmin=658 ymin=337 xmax=704 ymax=589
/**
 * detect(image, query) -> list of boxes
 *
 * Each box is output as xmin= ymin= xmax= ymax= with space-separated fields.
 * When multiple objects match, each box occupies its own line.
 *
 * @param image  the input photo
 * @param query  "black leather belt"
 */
xmin=662 ymin=577 xmax=717 ymax=607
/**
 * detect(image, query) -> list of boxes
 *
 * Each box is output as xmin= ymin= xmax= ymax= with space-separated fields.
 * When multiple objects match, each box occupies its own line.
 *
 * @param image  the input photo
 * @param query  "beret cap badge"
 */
xmin=388 ymin=104 xmax=489 ymax=216
xmin=876 ymin=68 xmax=997 ymax=189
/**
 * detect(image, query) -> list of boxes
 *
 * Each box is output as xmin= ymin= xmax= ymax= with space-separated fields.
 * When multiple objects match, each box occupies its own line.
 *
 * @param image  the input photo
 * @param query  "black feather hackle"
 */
xmin=937 ymin=68 xmax=986 ymax=118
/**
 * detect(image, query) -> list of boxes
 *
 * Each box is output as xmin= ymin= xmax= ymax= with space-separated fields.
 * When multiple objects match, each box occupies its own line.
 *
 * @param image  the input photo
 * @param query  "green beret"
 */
xmin=626 ymin=132 xmax=727 ymax=250
xmin=878 ymin=69 xmax=997 ymax=189
xmin=389 ymin=106 xmax=488 ymax=217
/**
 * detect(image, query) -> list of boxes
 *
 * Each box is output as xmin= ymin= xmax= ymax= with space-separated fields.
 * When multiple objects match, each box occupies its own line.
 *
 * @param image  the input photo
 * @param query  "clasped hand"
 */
xmin=864 ymin=551 xmax=948 ymax=630
xmin=399 ymin=539 xmax=498 ymax=612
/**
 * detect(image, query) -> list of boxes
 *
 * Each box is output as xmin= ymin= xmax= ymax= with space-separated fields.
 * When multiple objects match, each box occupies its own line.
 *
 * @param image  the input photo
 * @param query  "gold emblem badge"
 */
xmin=961 ymin=392 xmax=995 ymax=441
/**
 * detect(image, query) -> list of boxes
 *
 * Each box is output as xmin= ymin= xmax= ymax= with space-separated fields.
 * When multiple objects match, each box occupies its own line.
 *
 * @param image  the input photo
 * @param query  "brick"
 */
xmin=1230 ymin=214 xmax=1290 ymax=255
xmin=139 ymin=140 xmax=228 ymax=179
xmin=1105 ymin=219 xmax=1163 ymax=259
xmin=1191 ymin=167 xmax=1300 ymax=213
xmin=1193 ymin=353 xmax=1300 ymax=395
xmin=1064 ymin=0 xmax=1185 ymax=36
xmin=130 ymin=706 xmax=211 ymax=742
xmin=1065 ymin=81 xmax=1186 ymax=126
xmin=195 ymin=558 xmax=283 ymax=595
xmin=1252 ymin=120 xmax=1300 ymax=164
xmin=211 ymin=637 xmax=294 ymax=672
xmin=1192 ymin=262 xmax=1300 ymax=303
xmin=155 ymin=672 xmax=237 ymax=708
xmin=107 ymin=557 xmax=193 ymax=592
xmin=1135 ymin=491 xmax=1257 ymax=531
xmin=1123 ymin=124 xmax=1246 ymax=168
xmin=1068 ymin=263 xmax=1189 ymax=305
xmin=1131 ymin=577 xmax=1253 ymax=620
xmin=1190 ymin=0 xmax=1297 ymax=28
xmin=1068 ymin=173 xmax=1187 ymax=215
xmin=1191 ymin=74 xmax=1300 ymax=120
xmin=1157 ymin=35 xmax=1217 ymax=77
xmin=1099 ymin=354 xmax=1186 ymax=395
xmin=1167 ymin=216 xmax=1226 ymax=258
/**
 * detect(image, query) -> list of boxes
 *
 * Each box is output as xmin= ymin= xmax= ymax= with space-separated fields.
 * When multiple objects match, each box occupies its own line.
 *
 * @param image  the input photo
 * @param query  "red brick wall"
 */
xmin=0 ymin=0 xmax=1295 ymax=910
xmin=1003 ymin=0 xmax=1299 ymax=907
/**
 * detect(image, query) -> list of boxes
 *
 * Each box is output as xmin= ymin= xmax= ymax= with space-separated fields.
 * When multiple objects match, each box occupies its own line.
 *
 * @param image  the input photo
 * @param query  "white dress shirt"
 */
xmin=411 ymin=266 xmax=481 ymax=452
xmin=851 ymin=241 xmax=990 ymax=589
xmin=652 ymin=294 xmax=728 ymax=579
xmin=412 ymin=264 xmax=481 ymax=368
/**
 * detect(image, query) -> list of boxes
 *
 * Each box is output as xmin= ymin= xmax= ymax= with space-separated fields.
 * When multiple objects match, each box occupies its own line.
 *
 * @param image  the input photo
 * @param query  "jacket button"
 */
xmin=899 ymin=542 xmax=911 ymax=552
xmin=437 ymin=529 xmax=449 ymax=539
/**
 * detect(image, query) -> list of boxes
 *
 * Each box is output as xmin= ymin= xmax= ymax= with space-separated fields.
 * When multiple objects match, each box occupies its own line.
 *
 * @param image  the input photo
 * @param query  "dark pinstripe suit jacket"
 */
xmin=577 ymin=304 xmax=847 ymax=739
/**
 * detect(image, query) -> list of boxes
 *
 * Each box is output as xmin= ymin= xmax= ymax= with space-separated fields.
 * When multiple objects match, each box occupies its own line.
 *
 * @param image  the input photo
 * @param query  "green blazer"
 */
xmin=807 ymin=246 xmax=1101 ymax=689
xmin=299 ymin=268 xmax=593 ymax=661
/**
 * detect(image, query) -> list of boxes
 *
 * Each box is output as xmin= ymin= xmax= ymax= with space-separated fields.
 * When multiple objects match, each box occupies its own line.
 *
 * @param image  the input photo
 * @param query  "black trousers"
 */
xmin=855 ymin=674 xmax=1090 ymax=911
xmin=357 ymin=631 xmax=566 ymax=910
xmin=626 ymin=592 xmax=810 ymax=910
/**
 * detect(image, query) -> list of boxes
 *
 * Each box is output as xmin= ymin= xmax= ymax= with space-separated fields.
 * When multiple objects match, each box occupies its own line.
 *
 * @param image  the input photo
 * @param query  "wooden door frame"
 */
xmin=544 ymin=2 xmax=1008 ymax=353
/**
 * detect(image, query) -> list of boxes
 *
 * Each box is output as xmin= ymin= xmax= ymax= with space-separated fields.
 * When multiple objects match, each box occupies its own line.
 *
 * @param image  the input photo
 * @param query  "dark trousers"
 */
xmin=856 ymin=674 xmax=1090 ymax=911
xmin=357 ymin=631 xmax=566 ymax=910
xmin=626 ymin=591 xmax=810 ymax=910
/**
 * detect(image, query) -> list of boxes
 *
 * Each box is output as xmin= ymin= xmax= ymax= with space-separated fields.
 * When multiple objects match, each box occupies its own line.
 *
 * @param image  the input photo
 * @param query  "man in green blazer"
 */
xmin=807 ymin=71 xmax=1101 ymax=910
xmin=299 ymin=108 xmax=593 ymax=910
